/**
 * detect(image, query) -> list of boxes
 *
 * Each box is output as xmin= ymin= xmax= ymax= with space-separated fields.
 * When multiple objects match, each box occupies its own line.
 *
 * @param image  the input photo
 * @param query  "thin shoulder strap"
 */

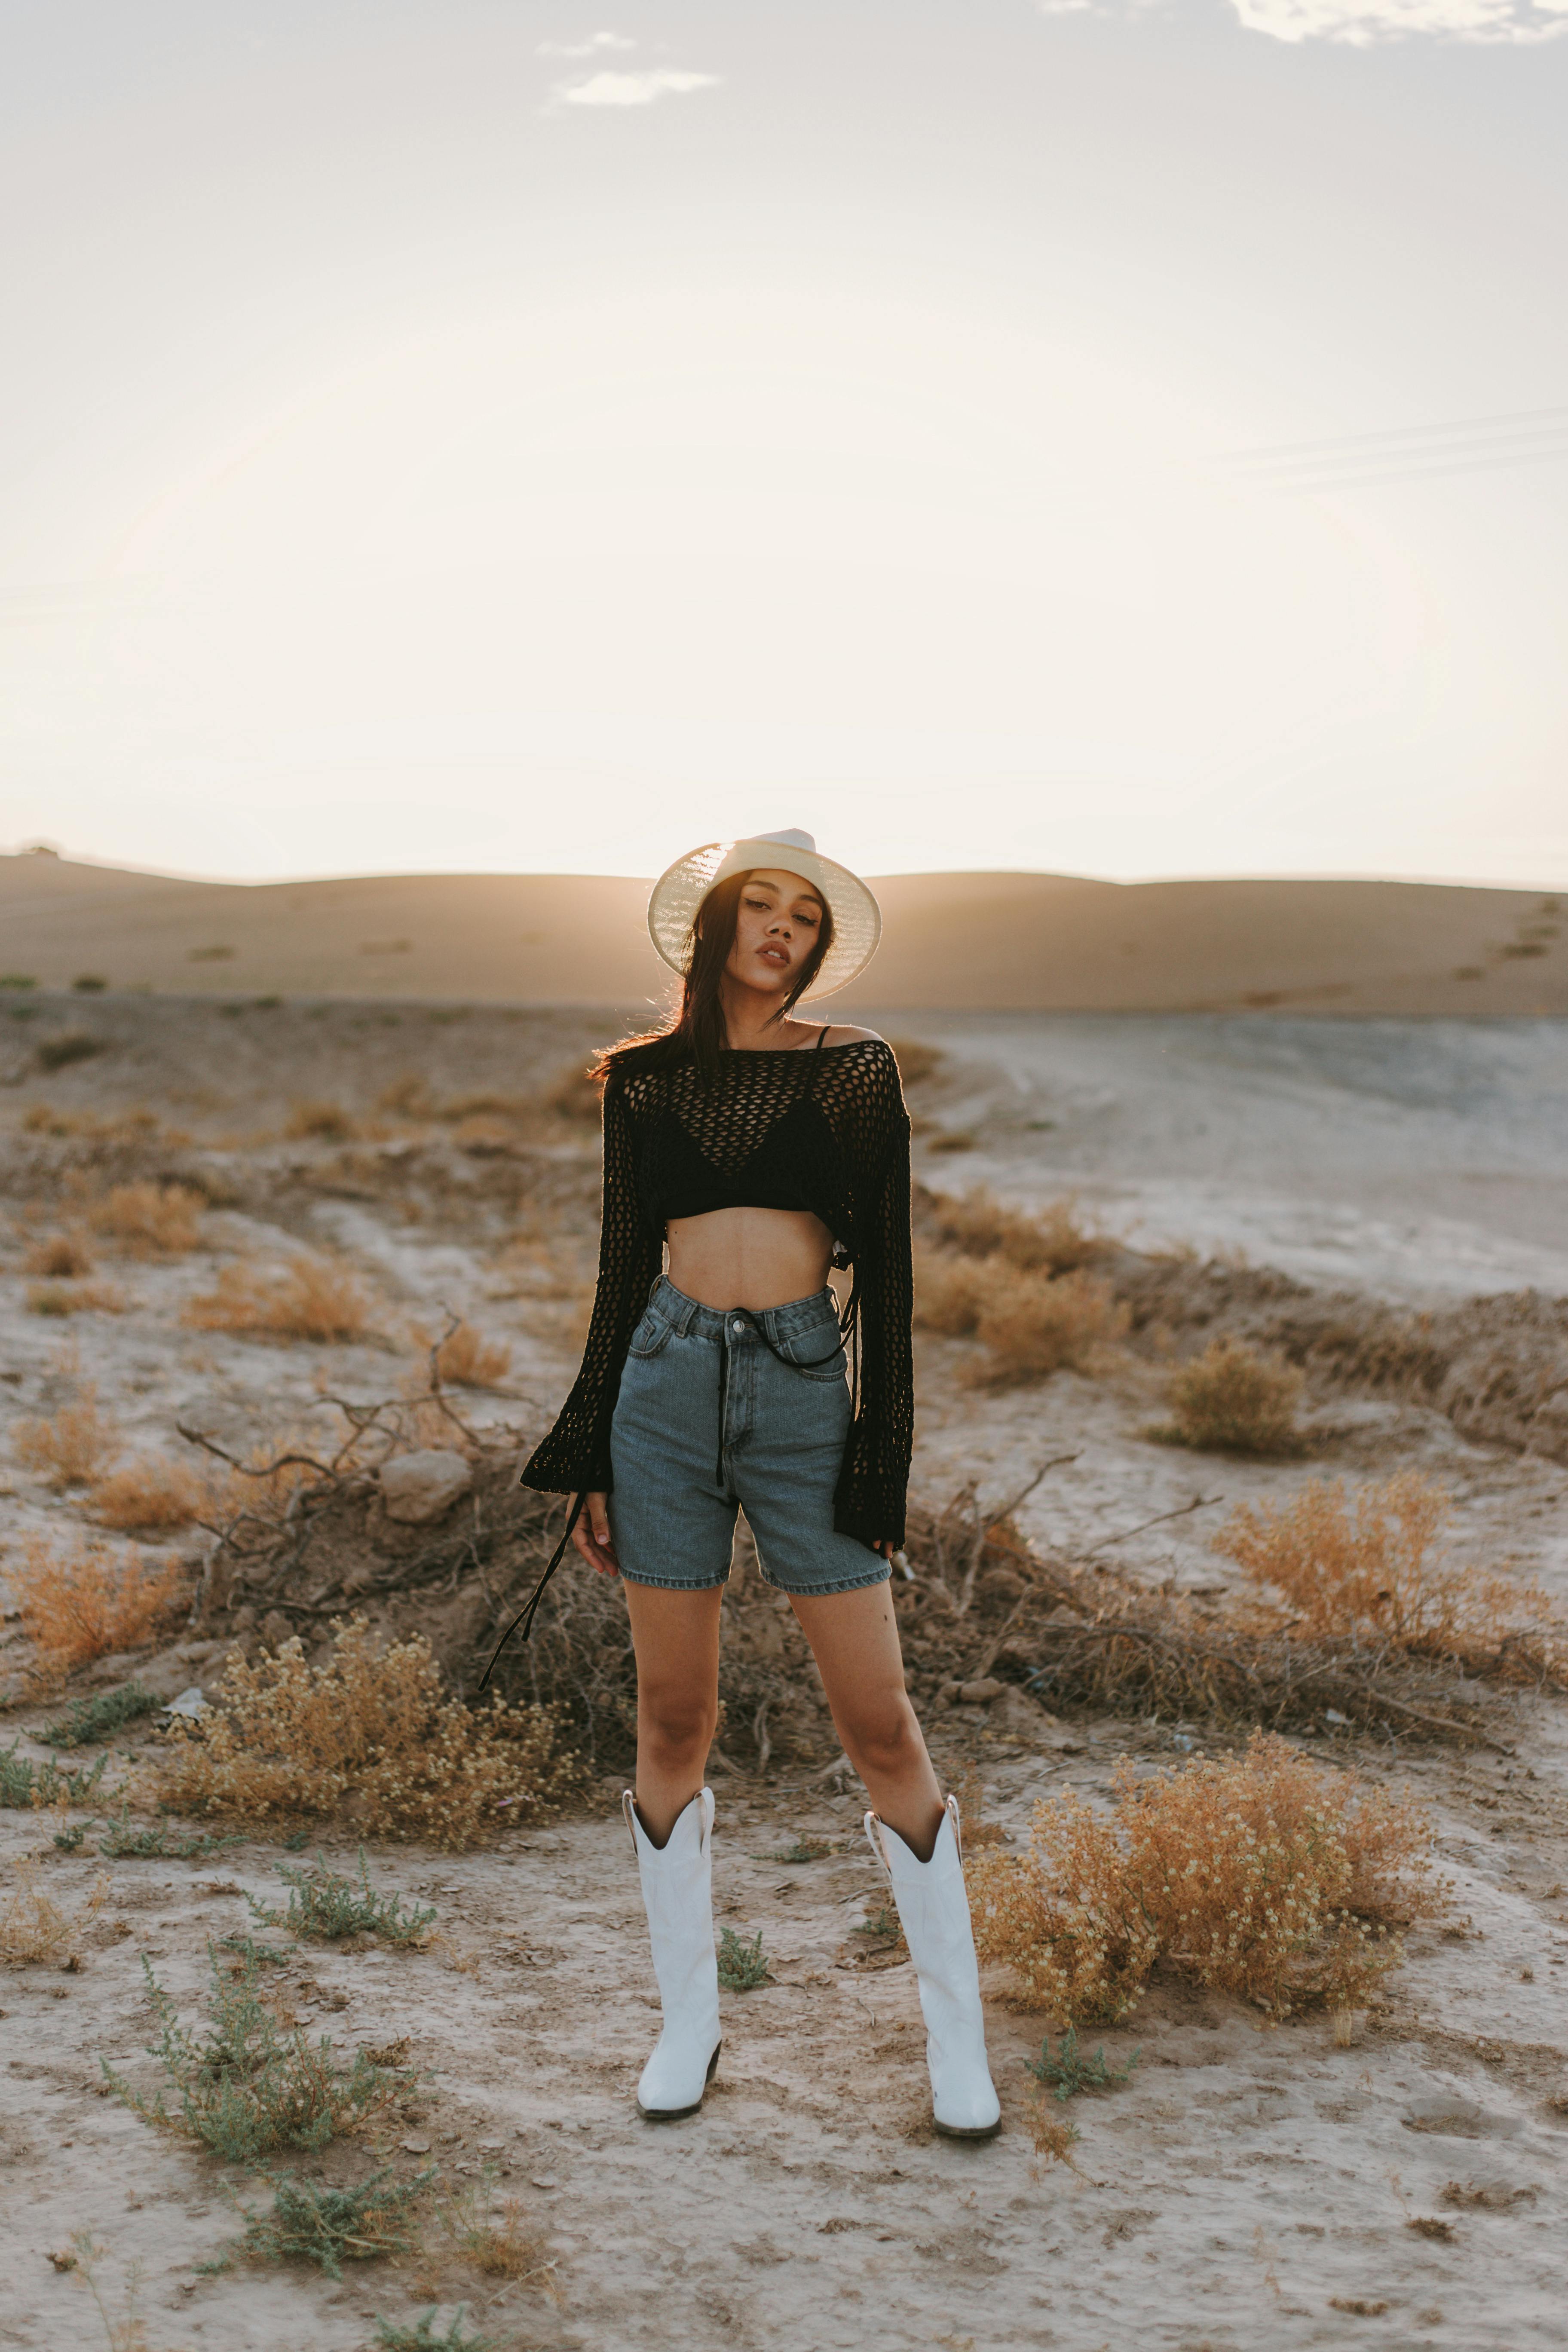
xmin=803 ymin=1021 xmax=830 ymax=1099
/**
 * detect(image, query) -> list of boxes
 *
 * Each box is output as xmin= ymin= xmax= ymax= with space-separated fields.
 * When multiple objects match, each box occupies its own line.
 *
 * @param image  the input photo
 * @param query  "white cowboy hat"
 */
xmin=646 ymin=828 xmax=882 ymax=1000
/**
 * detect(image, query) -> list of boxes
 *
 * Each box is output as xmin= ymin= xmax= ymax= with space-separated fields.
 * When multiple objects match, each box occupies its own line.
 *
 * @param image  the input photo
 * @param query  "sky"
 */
xmin=2 ymin=0 xmax=1566 ymax=889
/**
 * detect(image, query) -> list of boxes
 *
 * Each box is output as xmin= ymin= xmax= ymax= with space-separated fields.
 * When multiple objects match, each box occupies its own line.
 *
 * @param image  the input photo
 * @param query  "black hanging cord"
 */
xmin=478 ymin=1488 xmax=585 ymax=1691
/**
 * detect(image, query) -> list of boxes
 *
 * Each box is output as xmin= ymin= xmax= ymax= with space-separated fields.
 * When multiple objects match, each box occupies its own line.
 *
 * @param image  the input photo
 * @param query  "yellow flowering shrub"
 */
xmin=157 ymin=1616 xmax=582 ymax=1848
xmin=968 ymin=1733 xmax=1441 ymax=2022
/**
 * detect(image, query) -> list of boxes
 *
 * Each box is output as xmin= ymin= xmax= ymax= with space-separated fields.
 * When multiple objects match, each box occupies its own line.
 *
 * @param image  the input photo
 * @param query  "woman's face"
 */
xmin=724 ymin=867 xmax=826 ymax=998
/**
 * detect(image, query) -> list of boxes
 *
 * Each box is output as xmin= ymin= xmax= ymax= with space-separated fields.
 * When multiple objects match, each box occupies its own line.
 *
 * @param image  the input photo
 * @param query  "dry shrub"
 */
xmin=285 ymin=1099 xmax=361 ymax=1142
xmin=913 ymin=1244 xmax=992 ymax=1336
xmin=0 ymin=1859 xmax=105 ymax=1965
xmin=185 ymin=1254 xmax=373 ymax=1343
xmin=544 ymin=1061 xmax=602 ymax=1124
xmin=157 ymin=1616 xmax=583 ymax=1847
xmin=89 ymin=1182 xmax=205 ymax=1256
xmin=428 ymin=1320 xmax=513 ymax=1389
xmin=92 ymin=1454 xmax=210 ymax=1533
xmin=886 ymin=1036 xmax=944 ymax=1087
xmin=24 ymin=1230 xmax=93 ymax=1277
xmin=1216 ymin=1473 xmax=1561 ymax=1675
xmin=12 ymin=1387 xmax=122 ymax=1487
xmin=928 ymin=1185 xmax=1108 ymax=1275
xmin=968 ymin=1733 xmax=1439 ymax=2023
xmin=1159 ymin=1336 xmax=1306 ymax=1455
xmin=26 ymin=1280 xmax=128 ymax=1317
xmin=9 ymin=1534 xmax=189 ymax=1684
xmin=966 ymin=1268 xmax=1127 ymax=1389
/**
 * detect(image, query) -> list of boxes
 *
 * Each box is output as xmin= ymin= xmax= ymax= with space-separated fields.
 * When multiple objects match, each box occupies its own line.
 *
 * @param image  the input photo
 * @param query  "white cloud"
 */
xmin=537 ymin=31 xmax=637 ymax=59
xmin=1229 ymin=0 xmax=1568 ymax=41
xmin=552 ymin=67 xmax=720 ymax=107
xmin=1038 ymin=0 xmax=1568 ymax=34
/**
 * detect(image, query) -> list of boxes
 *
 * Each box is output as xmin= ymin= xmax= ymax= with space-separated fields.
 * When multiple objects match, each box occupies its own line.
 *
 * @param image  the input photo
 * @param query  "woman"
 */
xmin=518 ymin=828 xmax=999 ymax=2139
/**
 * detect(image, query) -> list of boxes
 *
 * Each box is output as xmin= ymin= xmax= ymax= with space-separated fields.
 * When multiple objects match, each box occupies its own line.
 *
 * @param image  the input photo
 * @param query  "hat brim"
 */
xmin=646 ymin=840 xmax=882 ymax=1000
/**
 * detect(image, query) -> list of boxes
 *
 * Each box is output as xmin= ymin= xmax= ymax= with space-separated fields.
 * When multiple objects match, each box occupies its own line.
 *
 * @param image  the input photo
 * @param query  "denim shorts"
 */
xmin=607 ymin=1275 xmax=891 ymax=1597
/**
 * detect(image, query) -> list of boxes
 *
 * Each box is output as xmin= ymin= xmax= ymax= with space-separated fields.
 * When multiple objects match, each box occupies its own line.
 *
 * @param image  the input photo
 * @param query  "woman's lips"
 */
xmin=758 ymin=946 xmax=790 ymax=968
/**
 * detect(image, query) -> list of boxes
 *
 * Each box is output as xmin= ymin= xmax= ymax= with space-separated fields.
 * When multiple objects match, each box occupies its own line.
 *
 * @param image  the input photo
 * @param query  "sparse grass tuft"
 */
xmin=92 ymin=1455 xmax=209 ymax=1532
xmin=247 ymin=1850 xmax=436 ymax=1945
xmin=968 ymin=1731 xmax=1441 ymax=2023
xmin=156 ymin=1615 xmax=583 ymax=1847
xmin=1154 ymin=1336 xmax=1306 ymax=1455
xmin=231 ymin=2165 xmax=431 ymax=2276
xmin=89 ymin=1182 xmax=205 ymax=1256
xmin=26 ymin=1279 xmax=129 ymax=1316
xmin=426 ymin=1320 xmax=512 ymax=1390
xmin=1025 ymin=2108 xmax=1082 ymax=2167
xmin=0 ymin=1859 xmax=105 ymax=1965
xmin=24 ymin=1230 xmax=94 ymax=1277
xmin=1215 ymin=1472 xmax=1563 ymax=1675
xmin=717 ymin=1926 xmax=771 ymax=1990
xmin=9 ymin=1534 xmax=188 ymax=1684
xmin=1027 ymin=2024 xmax=1139 ymax=2101
xmin=184 ymin=1254 xmax=374 ymax=1344
xmin=104 ymin=1945 xmax=409 ymax=2162
xmin=95 ymin=1807 xmax=242 ymax=1861
xmin=377 ymin=2310 xmax=496 ymax=2350
xmin=12 ymin=1386 xmax=122 ymax=1487
xmin=766 ymin=1837 xmax=832 ymax=1864
xmin=0 ymin=1740 xmax=110 ymax=1807
xmin=40 ymin=1683 xmax=159 ymax=1749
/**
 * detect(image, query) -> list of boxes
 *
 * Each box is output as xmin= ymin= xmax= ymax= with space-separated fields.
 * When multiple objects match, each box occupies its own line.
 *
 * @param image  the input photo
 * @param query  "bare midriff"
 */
xmin=665 ymin=1205 xmax=834 ymax=1311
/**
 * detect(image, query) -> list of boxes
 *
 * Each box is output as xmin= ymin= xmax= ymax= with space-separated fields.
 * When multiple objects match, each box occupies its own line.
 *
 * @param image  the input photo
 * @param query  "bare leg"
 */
xmin=622 ymin=1583 xmax=726 ymax=1846
xmin=789 ymin=1583 xmax=945 ymax=1859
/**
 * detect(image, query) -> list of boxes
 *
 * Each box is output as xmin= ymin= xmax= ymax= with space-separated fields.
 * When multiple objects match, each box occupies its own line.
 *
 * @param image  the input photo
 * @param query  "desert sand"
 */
xmin=3 ymin=847 xmax=1566 ymax=1017
xmin=2 ymin=995 xmax=1567 ymax=2352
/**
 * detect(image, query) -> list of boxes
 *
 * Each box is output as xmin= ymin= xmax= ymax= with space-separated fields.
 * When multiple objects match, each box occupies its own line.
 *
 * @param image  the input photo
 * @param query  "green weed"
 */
xmin=762 ymin=1838 xmax=831 ymax=1864
xmin=851 ymin=1902 xmax=903 ymax=1943
xmin=248 ymin=1850 xmax=436 ymax=1946
xmin=218 ymin=1932 xmax=291 ymax=1967
xmin=95 ymin=1806 xmax=242 ymax=1861
xmin=52 ymin=1821 xmax=89 ymax=1852
xmin=40 ymin=1683 xmax=159 ymax=1749
xmin=103 ymin=1945 xmax=408 ymax=2162
xmin=232 ymin=2165 xmax=432 ymax=2277
xmin=1026 ymin=2024 xmax=1140 ymax=2102
xmin=376 ymin=2307 xmax=495 ymax=2349
xmin=717 ymin=1927 xmax=771 ymax=1990
xmin=0 ymin=1741 xmax=108 ymax=1809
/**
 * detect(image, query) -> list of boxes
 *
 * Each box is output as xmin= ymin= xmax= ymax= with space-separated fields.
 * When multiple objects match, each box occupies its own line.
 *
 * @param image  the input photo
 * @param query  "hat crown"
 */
xmin=751 ymin=828 xmax=816 ymax=856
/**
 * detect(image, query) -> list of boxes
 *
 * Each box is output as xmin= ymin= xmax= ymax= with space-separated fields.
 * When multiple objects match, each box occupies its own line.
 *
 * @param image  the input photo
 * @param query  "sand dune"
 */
xmin=3 ymin=847 xmax=1564 ymax=1015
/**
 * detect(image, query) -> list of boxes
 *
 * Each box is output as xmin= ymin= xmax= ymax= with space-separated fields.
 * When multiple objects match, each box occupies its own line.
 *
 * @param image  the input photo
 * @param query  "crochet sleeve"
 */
xmin=520 ymin=1076 xmax=660 ymax=1499
xmin=832 ymin=1057 xmax=913 ymax=1550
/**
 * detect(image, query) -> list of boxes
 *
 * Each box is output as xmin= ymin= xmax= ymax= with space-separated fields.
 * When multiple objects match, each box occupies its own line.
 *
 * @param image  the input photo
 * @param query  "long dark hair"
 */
xmin=599 ymin=870 xmax=835 ymax=1081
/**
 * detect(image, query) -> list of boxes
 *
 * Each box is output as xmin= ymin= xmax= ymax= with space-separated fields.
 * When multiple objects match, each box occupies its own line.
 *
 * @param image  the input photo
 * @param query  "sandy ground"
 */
xmin=5 ymin=848 xmax=1566 ymax=1016
xmin=3 ymin=1004 xmax=1567 ymax=2351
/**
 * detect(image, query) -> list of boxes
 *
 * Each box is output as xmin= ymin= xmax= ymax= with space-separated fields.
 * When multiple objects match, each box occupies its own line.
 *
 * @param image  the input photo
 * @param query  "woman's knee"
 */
xmin=839 ymin=1692 xmax=919 ymax=1774
xmin=639 ymin=1683 xmax=718 ymax=1758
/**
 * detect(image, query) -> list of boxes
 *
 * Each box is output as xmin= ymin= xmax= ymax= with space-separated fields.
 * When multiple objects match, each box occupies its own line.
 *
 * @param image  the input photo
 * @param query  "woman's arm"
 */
xmin=519 ymin=1077 xmax=660 ymax=1501
xmin=831 ymin=1057 xmax=913 ymax=1550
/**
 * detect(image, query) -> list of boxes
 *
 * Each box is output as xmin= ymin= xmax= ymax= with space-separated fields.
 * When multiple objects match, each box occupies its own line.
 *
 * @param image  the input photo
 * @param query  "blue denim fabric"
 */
xmin=607 ymin=1275 xmax=891 ymax=1596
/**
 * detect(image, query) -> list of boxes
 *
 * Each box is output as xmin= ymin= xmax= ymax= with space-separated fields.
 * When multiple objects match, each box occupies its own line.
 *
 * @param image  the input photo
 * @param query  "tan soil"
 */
xmin=2 ymin=1001 xmax=1566 ymax=2351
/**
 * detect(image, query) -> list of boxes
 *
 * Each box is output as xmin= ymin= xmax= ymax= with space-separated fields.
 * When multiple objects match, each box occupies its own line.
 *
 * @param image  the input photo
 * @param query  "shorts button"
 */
xmin=731 ymin=1320 xmax=745 ymax=1337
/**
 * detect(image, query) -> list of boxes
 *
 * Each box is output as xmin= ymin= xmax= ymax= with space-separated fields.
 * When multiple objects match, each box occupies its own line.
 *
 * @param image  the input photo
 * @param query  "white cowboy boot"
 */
xmin=865 ymin=1795 xmax=1001 ymax=2139
xmin=624 ymin=1786 xmax=722 ymax=2120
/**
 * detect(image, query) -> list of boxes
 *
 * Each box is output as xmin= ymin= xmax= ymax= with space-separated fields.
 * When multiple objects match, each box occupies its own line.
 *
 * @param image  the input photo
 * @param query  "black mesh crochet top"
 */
xmin=519 ymin=1035 xmax=913 ymax=1547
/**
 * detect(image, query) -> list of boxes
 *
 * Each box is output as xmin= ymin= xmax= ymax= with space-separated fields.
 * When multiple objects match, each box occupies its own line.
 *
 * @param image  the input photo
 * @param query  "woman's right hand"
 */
xmin=571 ymin=1492 xmax=619 ymax=1576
